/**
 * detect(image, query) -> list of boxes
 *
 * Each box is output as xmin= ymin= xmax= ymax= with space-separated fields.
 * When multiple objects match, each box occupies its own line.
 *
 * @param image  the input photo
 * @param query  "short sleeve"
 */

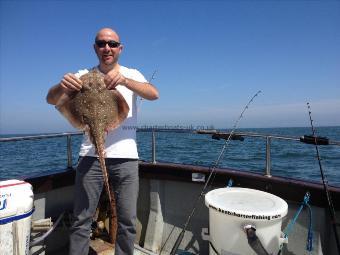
xmin=129 ymin=69 xmax=148 ymax=83
xmin=74 ymin=69 xmax=89 ymax=78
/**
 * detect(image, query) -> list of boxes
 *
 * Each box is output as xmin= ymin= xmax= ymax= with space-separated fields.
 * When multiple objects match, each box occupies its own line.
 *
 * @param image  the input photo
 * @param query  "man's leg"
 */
xmin=69 ymin=157 xmax=103 ymax=255
xmin=108 ymin=159 xmax=139 ymax=255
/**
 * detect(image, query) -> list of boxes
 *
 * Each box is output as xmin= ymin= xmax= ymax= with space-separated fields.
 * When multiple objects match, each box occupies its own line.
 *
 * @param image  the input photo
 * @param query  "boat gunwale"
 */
xmin=25 ymin=161 xmax=340 ymax=210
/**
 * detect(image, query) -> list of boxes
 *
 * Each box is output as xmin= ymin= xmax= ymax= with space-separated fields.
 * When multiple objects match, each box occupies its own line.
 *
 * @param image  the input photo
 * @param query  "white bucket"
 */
xmin=205 ymin=187 xmax=288 ymax=255
xmin=0 ymin=180 xmax=34 ymax=255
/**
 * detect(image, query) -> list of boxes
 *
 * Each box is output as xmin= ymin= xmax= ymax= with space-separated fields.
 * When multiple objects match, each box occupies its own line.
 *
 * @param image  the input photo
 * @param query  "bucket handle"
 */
xmin=243 ymin=225 xmax=270 ymax=255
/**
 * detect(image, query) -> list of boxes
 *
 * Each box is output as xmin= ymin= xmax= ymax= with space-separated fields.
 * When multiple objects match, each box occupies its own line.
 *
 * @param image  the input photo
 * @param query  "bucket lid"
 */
xmin=0 ymin=179 xmax=33 ymax=220
xmin=205 ymin=188 xmax=288 ymax=220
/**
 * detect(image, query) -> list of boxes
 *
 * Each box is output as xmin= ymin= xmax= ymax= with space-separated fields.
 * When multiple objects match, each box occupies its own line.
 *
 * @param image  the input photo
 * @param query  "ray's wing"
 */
xmin=55 ymin=93 xmax=87 ymax=130
xmin=106 ymin=90 xmax=130 ymax=131
xmin=54 ymin=72 xmax=93 ymax=130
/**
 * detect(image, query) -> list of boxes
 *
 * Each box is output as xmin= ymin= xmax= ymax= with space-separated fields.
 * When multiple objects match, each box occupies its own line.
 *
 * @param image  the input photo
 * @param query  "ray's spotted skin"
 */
xmin=56 ymin=69 xmax=129 ymax=244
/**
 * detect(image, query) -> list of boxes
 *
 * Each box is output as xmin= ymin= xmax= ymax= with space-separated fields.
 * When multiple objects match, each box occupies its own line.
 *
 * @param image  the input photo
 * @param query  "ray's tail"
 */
xmin=95 ymin=141 xmax=118 ymax=245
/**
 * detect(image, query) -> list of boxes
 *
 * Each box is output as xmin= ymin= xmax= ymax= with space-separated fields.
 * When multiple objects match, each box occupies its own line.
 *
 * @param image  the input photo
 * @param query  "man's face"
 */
xmin=94 ymin=30 xmax=122 ymax=66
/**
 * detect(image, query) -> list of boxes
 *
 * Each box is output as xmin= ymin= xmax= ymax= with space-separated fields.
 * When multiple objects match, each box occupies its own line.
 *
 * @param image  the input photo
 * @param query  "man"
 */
xmin=46 ymin=28 xmax=159 ymax=255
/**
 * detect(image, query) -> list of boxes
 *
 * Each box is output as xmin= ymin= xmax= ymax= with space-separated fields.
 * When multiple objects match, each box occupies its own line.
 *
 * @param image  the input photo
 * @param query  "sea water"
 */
xmin=0 ymin=127 xmax=339 ymax=186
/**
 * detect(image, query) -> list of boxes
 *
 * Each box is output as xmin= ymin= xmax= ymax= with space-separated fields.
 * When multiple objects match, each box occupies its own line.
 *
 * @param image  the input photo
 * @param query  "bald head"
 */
xmin=94 ymin=28 xmax=123 ymax=72
xmin=95 ymin=28 xmax=120 ymax=43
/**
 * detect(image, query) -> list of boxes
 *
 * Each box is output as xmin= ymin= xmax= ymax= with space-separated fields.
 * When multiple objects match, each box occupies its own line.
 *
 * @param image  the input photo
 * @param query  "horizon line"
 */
xmin=1 ymin=125 xmax=339 ymax=136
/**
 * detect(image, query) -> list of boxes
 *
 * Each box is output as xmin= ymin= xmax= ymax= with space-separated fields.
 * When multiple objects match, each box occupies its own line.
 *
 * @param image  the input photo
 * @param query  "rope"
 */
xmin=279 ymin=192 xmax=313 ymax=254
xmin=227 ymin=178 xmax=233 ymax=187
xmin=306 ymin=203 xmax=313 ymax=252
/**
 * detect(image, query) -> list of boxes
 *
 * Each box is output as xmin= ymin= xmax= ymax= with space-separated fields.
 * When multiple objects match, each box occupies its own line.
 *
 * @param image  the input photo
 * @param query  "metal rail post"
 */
xmin=67 ymin=135 xmax=73 ymax=169
xmin=265 ymin=136 xmax=272 ymax=177
xmin=152 ymin=130 xmax=156 ymax=164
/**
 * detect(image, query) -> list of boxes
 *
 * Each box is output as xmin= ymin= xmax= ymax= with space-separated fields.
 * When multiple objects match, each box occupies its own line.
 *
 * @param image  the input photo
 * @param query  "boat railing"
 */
xmin=193 ymin=130 xmax=340 ymax=177
xmin=1 ymin=130 xmax=339 ymax=177
xmin=0 ymin=132 xmax=83 ymax=169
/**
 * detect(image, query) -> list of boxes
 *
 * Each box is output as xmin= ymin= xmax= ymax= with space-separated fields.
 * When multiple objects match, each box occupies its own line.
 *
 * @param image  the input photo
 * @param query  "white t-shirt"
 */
xmin=75 ymin=66 xmax=147 ymax=159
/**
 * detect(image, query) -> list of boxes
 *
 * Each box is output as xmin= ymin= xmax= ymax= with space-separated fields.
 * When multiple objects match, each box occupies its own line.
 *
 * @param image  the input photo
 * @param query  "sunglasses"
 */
xmin=95 ymin=40 xmax=121 ymax=48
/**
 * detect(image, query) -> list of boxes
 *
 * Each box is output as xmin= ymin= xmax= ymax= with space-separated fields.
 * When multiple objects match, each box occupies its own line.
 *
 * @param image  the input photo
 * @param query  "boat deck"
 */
xmin=49 ymin=238 xmax=158 ymax=255
xmin=28 ymin=166 xmax=340 ymax=255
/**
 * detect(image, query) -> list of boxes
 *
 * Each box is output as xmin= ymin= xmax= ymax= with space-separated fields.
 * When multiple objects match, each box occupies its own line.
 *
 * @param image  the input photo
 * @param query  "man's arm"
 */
xmin=46 ymin=84 xmax=65 ymax=105
xmin=46 ymin=73 xmax=83 ymax=105
xmin=123 ymin=79 xmax=159 ymax=100
xmin=104 ymin=69 xmax=159 ymax=100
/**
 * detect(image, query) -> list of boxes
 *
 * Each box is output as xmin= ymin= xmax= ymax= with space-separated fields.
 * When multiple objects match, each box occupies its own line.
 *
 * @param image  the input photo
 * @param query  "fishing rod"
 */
xmin=149 ymin=70 xmax=157 ymax=82
xmin=169 ymin=90 xmax=262 ymax=255
xmin=137 ymin=70 xmax=157 ymax=110
xmin=307 ymin=103 xmax=340 ymax=254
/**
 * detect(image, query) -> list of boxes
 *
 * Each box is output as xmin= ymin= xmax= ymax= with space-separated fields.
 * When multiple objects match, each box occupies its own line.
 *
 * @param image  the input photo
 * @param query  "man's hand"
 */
xmin=60 ymin=73 xmax=83 ymax=94
xmin=46 ymin=73 xmax=82 ymax=105
xmin=104 ymin=69 xmax=127 ymax=90
xmin=104 ymin=68 xmax=159 ymax=100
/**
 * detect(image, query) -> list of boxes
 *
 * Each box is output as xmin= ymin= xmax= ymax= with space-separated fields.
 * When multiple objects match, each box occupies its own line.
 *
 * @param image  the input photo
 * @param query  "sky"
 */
xmin=0 ymin=0 xmax=339 ymax=134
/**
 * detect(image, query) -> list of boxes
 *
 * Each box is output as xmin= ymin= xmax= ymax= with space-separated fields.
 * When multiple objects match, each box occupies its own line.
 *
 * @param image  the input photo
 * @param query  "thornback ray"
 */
xmin=56 ymin=69 xmax=129 ymax=244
